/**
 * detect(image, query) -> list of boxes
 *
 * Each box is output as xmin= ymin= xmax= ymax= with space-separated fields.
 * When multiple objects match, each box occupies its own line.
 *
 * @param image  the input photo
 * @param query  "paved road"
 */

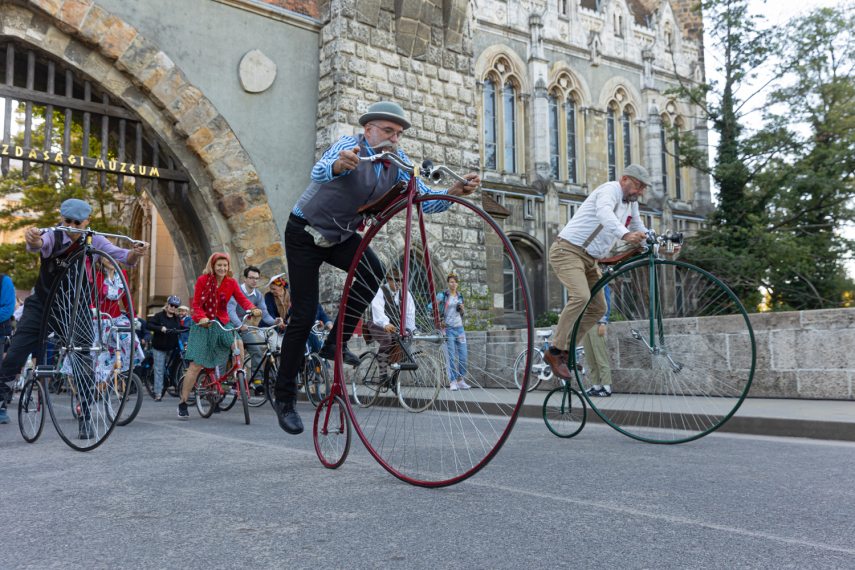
xmin=2 ymin=399 xmax=854 ymax=569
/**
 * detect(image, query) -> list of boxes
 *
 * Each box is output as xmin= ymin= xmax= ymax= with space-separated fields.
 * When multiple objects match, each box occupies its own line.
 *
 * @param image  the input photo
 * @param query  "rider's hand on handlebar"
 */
xmin=24 ymin=227 xmax=43 ymax=248
xmin=333 ymin=146 xmax=361 ymax=175
xmin=198 ymin=317 xmax=211 ymax=328
xmin=250 ymin=308 xmax=262 ymax=318
xmin=447 ymin=172 xmax=481 ymax=197
xmin=384 ymin=324 xmax=397 ymax=333
xmin=622 ymin=231 xmax=646 ymax=245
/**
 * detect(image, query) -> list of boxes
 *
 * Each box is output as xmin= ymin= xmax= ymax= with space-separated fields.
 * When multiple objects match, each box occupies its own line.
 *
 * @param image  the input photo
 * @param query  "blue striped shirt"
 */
xmin=293 ymin=135 xmax=452 ymax=218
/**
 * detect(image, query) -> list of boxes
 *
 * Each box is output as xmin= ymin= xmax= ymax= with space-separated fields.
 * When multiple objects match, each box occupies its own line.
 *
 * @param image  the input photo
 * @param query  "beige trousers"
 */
xmin=548 ymin=239 xmax=606 ymax=351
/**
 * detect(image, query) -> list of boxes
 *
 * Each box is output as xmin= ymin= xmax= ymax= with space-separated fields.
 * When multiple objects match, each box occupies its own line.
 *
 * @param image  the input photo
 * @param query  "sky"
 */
xmin=703 ymin=0 xmax=854 ymax=277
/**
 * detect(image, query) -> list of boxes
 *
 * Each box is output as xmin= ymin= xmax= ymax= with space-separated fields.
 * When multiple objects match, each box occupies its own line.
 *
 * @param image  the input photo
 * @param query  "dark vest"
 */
xmin=34 ymin=230 xmax=83 ymax=300
xmin=296 ymin=134 xmax=400 ymax=244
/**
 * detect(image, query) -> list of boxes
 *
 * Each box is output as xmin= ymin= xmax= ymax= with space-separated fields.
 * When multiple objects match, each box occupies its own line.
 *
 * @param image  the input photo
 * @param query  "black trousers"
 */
xmin=275 ymin=215 xmax=384 ymax=400
xmin=0 ymin=294 xmax=44 ymax=402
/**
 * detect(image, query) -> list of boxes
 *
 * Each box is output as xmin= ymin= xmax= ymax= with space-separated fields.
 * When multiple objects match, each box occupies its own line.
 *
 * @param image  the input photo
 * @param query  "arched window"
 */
xmin=673 ymin=118 xmax=683 ymax=200
xmin=660 ymin=115 xmax=670 ymax=197
xmin=480 ymin=56 xmax=522 ymax=174
xmin=483 ymin=79 xmax=498 ymax=170
xmin=548 ymin=93 xmax=579 ymax=182
xmin=605 ymin=87 xmax=637 ymax=180
xmin=607 ymin=106 xmax=617 ymax=181
xmin=661 ymin=110 xmax=689 ymax=201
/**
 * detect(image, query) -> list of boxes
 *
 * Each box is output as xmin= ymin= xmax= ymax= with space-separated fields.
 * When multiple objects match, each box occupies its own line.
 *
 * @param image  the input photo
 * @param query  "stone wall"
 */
xmin=746 ymin=308 xmax=855 ymax=400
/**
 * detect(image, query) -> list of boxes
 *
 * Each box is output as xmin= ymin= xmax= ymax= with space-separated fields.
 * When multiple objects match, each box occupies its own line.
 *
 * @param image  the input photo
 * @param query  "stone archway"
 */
xmin=1 ymin=0 xmax=285 ymax=281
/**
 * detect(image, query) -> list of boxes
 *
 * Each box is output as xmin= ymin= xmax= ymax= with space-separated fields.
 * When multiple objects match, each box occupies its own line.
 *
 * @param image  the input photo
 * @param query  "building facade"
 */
xmin=0 ymin=0 xmax=710 ymax=320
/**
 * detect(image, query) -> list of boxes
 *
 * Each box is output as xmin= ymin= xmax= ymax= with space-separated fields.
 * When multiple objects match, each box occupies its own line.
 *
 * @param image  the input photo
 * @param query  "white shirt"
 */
xmin=370 ymin=286 xmax=416 ymax=331
xmin=557 ymin=181 xmax=647 ymax=259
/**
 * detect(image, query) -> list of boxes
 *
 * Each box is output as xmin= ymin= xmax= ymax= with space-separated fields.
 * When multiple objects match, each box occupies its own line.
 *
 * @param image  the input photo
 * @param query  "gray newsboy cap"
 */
xmin=358 ymin=101 xmax=411 ymax=130
xmin=623 ymin=164 xmax=653 ymax=187
xmin=60 ymin=198 xmax=92 ymax=221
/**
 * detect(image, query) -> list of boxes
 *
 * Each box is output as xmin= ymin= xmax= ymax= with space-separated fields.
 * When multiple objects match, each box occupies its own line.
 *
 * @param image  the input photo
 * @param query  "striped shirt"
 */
xmin=293 ymin=135 xmax=452 ymax=218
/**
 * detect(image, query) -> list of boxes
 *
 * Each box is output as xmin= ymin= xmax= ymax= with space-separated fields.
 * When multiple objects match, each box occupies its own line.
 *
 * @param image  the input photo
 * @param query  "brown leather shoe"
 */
xmin=543 ymin=348 xmax=572 ymax=379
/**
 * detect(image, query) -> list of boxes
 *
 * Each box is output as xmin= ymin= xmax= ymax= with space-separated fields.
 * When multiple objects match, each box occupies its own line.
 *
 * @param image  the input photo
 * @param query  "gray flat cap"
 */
xmin=623 ymin=164 xmax=653 ymax=187
xmin=358 ymin=101 xmax=411 ymax=130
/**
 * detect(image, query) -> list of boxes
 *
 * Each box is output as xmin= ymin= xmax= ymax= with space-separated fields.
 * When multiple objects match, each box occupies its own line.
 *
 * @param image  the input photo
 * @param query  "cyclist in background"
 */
xmin=147 ymin=295 xmax=184 ymax=401
xmin=272 ymin=100 xmax=480 ymax=435
xmin=177 ymin=253 xmax=261 ymax=420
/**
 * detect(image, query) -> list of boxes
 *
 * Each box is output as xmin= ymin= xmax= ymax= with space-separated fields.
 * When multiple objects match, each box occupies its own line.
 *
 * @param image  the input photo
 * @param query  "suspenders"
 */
xmin=582 ymin=201 xmax=623 ymax=248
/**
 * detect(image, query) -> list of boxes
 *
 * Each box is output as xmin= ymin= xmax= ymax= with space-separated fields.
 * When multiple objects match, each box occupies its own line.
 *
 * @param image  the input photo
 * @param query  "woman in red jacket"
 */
xmin=177 ymin=252 xmax=260 ymax=420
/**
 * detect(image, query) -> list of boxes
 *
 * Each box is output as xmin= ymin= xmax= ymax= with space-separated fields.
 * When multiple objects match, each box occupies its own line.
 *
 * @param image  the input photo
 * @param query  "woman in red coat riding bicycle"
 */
xmin=177 ymin=252 xmax=260 ymax=420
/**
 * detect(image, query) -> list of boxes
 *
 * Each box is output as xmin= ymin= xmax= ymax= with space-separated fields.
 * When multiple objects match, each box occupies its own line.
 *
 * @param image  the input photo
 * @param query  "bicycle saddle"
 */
xmin=358 ymin=180 xmax=407 ymax=216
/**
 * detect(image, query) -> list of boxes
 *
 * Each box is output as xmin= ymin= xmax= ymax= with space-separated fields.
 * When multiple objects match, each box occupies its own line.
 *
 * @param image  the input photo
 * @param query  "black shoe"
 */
xmin=212 ymin=404 xmax=221 ymax=414
xmin=318 ymin=342 xmax=360 ymax=366
xmin=585 ymin=387 xmax=601 ymax=397
xmin=274 ymin=397 xmax=304 ymax=435
xmin=78 ymin=418 xmax=95 ymax=440
xmin=177 ymin=402 xmax=189 ymax=420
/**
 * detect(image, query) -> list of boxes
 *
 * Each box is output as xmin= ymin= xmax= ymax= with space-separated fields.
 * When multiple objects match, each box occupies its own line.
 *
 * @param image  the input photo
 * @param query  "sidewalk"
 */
xmin=514 ymin=392 xmax=855 ymax=442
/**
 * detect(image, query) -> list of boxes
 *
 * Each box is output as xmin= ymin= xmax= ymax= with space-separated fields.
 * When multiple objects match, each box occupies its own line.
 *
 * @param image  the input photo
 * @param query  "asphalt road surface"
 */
xmin=2 ymin=399 xmax=854 ymax=569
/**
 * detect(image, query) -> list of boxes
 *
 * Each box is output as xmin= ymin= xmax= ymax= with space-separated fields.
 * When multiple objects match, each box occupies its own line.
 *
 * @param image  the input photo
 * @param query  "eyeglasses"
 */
xmin=168 ymin=304 xmax=180 ymax=309
xmin=369 ymin=124 xmax=404 ymax=138
xmin=246 ymin=275 xmax=259 ymax=280
xmin=63 ymin=218 xmax=84 ymax=226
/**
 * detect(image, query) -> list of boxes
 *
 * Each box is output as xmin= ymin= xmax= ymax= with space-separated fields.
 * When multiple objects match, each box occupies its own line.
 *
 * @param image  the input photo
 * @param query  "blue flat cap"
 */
xmin=60 ymin=198 xmax=92 ymax=221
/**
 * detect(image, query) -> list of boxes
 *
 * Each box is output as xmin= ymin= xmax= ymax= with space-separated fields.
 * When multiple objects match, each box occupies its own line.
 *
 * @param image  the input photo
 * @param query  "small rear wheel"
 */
xmin=313 ymin=395 xmax=351 ymax=469
xmin=263 ymin=359 xmax=279 ymax=408
xmin=542 ymin=386 xmax=586 ymax=438
xmin=195 ymin=371 xmax=217 ymax=418
xmin=18 ymin=378 xmax=46 ymax=443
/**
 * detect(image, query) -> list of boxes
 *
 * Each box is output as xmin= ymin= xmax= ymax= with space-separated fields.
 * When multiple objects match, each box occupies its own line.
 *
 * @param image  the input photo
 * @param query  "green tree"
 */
xmin=672 ymin=1 xmax=855 ymax=310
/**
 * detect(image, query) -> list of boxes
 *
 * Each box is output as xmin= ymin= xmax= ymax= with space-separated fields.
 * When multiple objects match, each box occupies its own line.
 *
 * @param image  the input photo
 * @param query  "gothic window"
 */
xmin=606 ymin=87 xmax=637 ymax=180
xmin=559 ymin=0 xmax=568 ymax=17
xmin=661 ymin=110 xmax=690 ymax=201
xmin=480 ymin=57 xmax=522 ymax=174
xmin=674 ymin=119 xmax=683 ymax=200
xmin=622 ymin=109 xmax=633 ymax=167
xmin=607 ymin=106 xmax=617 ymax=181
xmin=483 ymin=79 xmax=498 ymax=170
xmin=660 ymin=117 xmax=670 ymax=197
xmin=548 ymin=83 xmax=580 ymax=183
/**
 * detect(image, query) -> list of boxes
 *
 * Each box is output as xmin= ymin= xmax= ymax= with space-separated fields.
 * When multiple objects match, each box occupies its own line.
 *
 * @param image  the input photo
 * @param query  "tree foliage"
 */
xmin=675 ymin=0 xmax=855 ymax=310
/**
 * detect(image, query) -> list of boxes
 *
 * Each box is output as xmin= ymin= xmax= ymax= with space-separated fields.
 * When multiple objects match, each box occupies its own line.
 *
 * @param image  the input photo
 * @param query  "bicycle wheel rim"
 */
xmin=114 ymin=372 xmax=143 ymax=427
xmin=571 ymin=259 xmax=756 ymax=444
xmin=195 ymin=371 xmax=215 ymax=418
xmin=40 ymin=248 xmax=136 ymax=451
xmin=313 ymin=395 xmax=352 ymax=469
xmin=542 ymin=387 xmax=586 ymax=438
xmin=18 ymin=378 xmax=46 ymax=443
xmin=337 ymin=193 xmax=533 ymax=486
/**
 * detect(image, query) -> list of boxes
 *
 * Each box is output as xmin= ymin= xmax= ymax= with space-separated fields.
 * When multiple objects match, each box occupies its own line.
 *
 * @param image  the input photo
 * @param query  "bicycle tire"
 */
xmin=40 ymin=248 xmax=135 ymax=452
xmin=263 ymin=358 xmax=279 ymax=409
xmin=167 ymin=357 xmax=186 ymax=398
xmin=347 ymin=351 xmax=381 ymax=408
xmin=247 ymin=356 xmax=269 ymax=407
xmin=337 ymin=193 xmax=533 ymax=486
xmin=195 ymin=371 xmax=217 ymax=418
xmin=570 ymin=258 xmax=756 ymax=444
xmin=542 ymin=386 xmax=587 ymax=438
xmin=313 ymin=395 xmax=351 ymax=469
xmin=18 ymin=377 xmax=46 ymax=443
xmin=304 ymin=353 xmax=330 ymax=407
xmin=112 ymin=372 xmax=143 ymax=427
xmin=219 ymin=376 xmax=238 ymax=412
xmin=235 ymin=370 xmax=250 ymax=425
xmin=513 ymin=348 xmax=548 ymax=392
xmin=396 ymin=350 xmax=442 ymax=412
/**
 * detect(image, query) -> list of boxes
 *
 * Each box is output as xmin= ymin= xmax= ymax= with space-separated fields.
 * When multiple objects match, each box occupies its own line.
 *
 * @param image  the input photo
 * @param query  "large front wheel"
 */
xmin=39 ymin=248 xmax=136 ymax=451
xmin=337 ymin=193 xmax=533 ymax=486
xmin=570 ymin=259 xmax=756 ymax=444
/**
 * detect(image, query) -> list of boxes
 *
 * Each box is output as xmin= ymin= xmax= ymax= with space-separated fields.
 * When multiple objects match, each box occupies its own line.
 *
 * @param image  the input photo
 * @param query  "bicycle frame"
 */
xmin=569 ymin=231 xmax=682 ymax=370
xmin=198 ymin=331 xmax=244 ymax=399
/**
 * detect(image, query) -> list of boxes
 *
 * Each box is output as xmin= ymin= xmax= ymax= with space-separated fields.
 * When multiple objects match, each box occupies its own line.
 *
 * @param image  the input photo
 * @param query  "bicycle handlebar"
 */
xmin=39 ymin=225 xmax=147 ymax=247
xmin=358 ymin=152 xmax=470 ymax=185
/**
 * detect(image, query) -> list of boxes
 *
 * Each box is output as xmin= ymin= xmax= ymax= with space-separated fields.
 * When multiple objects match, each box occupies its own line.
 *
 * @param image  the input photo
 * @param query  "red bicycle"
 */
xmin=192 ymin=319 xmax=269 ymax=425
xmin=313 ymin=152 xmax=534 ymax=487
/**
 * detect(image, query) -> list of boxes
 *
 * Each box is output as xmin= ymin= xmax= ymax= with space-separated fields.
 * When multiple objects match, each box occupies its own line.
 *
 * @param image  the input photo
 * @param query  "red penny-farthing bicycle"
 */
xmin=312 ymin=152 xmax=534 ymax=487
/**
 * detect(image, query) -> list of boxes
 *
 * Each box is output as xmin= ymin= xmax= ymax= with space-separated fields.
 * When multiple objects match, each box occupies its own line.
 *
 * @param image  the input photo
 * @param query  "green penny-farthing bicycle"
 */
xmin=542 ymin=231 xmax=756 ymax=444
